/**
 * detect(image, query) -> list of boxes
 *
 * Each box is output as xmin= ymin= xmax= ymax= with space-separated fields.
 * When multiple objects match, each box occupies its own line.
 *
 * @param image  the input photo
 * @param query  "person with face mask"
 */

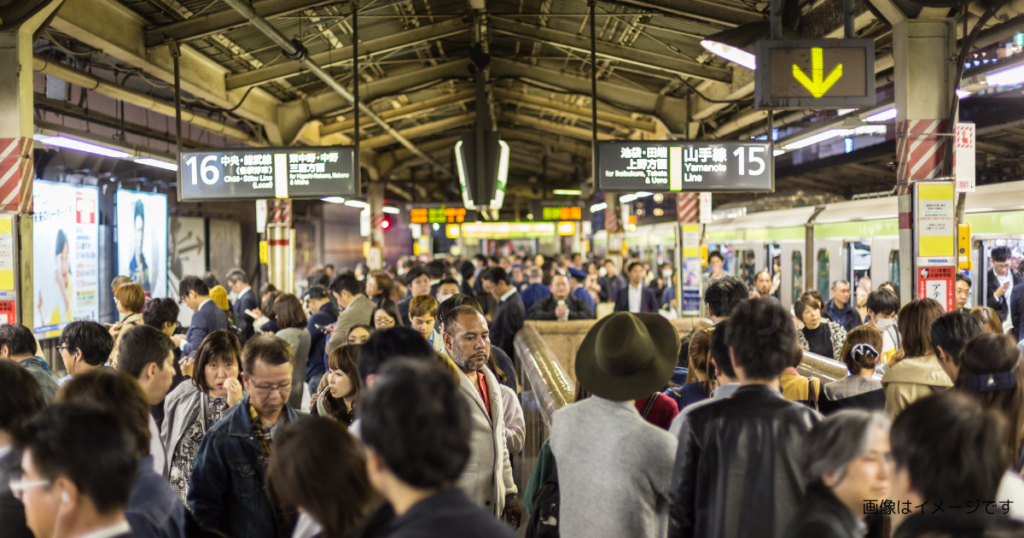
xmin=436 ymin=278 xmax=461 ymax=306
xmin=865 ymin=290 xmax=901 ymax=363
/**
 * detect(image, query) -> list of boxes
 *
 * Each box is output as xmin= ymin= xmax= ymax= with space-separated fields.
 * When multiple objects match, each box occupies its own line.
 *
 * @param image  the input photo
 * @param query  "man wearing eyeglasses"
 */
xmin=0 ymin=361 xmax=45 ymax=538
xmin=188 ymin=335 xmax=298 ymax=538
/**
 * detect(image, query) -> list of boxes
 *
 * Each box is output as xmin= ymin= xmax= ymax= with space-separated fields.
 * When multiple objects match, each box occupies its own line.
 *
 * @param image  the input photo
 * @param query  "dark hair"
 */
xmin=677 ymin=335 xmax=691 ymax=369
xmin=425 ymin=260 xmax=446 ymax=280
xmin=242 ymin=335 xmax=293 ymax=376
xmin=404 ymin=266 xmax=427 ymax=286
xmin=273 ymin=294 xmax=308 ymax=329
xmin=891 ymin=391 xmax=1009 ymax=505
xmin=865 ymin=289 xmax=900 ymax=316
xmin=356 ymin=327 xmax=434 ymax=385
xmin=262 ymin=291 xmax=282 ymax=320
xmin=685 ymin=328 xmax=714 ymax=397
xmin=956 ymin=333 xmax=1024 ymax=461
xmin=115 ymin=282 xmax=146 ymax=313
xmin=371 ymin=299 xmax=403 ymax=329
xmin=992 ymin=246 xmax=1012 ymax=262
xmin=442 ymin=305 xmax=485 ymax=337
xmin=260 ymin=283 xmax=279 ymax=296
xmin=319 ymin=345 xmax=362 ymax=423
xmin=226 ymin=268 xmax=248 ymax=285
xmin=458 ymin=261 xmax=476 ymax=282
xmin=877 ymin=281 xmax=900 ymax=300
xmin=955 ymin=272 xmax=972 ymax=288
xmin=202 ymin=273 xmax=220 ymax=290
xmin=839 ymin=325 xmax=883 ymax=375
xmin=725 ymin=298 xmax=795 ymax=380
xmin=971 ymin=306 xmax=1004 ymax=334
xmin=267 ymin=416 xmax=376 ymax=538
xmin=15 ymin=405 xmax=136 ymax=514
xmin=0 ymin=360 xmax=45 ymax=433
xmin=704 ymin=276 xmax=747 ymax=318
xmin=930 ymin=311 xmax=985 ymax=367
xmin=474 ymin=254 xmax=487 ymax=263
xmin=435 ymin=293 xmax=482 ymax=325
xmin=438 ymin=277 xmax=459 ymax=289
xmin=305 ymin=285 xmax=330 ymax=301
xmin=484 ymin=267 xmax=509 ymax=285
xmin=57 ymin=369 xmax=152 ymax=458
xmin=708 ymin=250 xmax=723 ymax=263
xmin=368 ymin=272 xmax=393 ymax=300
xmin=143 ymin=298 xmax=179 ymax=329
xmin=307 ymin=273 xmax=329 ymax=289
xmin=409 ymin=295 xmax=439 ymax=318
xmin=192 ymin=330 xmax=243 ymax=394
xmin=133 ymin=199 xmax=145 ymax=228
xmin=898 ymin=298 xmax=944 ymax=358
xmin=627 ymin=262 xmax=643 ymax=273
xmin=116 ymin=324 xmax=174 ymax=379
xmin=329 ymin=273 xmax=362 ymax=296
xmin=60 ymin=321 xmax=114 ymax=367
xmin=0 ymin=323 xmax=39 ymax=357
xmin=55 ymin=229 xmax=68 ymax=255
xmin=360 ymin=360 xmax=470 ymax=488
xmin=794 ymin=294 xmax=822 ymax=320
xmin=346 ymin=325 xmax=372 ymax=342
xmin=179 ymin=275 xmax=210 ymax=298
xmin=709 ymin=320 xmax=736 ymax=379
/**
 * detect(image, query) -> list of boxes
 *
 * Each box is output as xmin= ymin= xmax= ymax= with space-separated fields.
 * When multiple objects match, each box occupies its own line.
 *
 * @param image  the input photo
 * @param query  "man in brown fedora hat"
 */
xmin=668 ymin=298 xmax=821 ymax=538
xmin=549 ymin=312 xmax=679 ymax=538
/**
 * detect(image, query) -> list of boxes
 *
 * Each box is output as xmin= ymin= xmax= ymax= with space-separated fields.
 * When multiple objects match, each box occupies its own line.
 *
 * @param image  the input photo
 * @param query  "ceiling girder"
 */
xmin=321 ymin=88 xmax=474 ymax=136
xmin=359 ymin=113 xmax=475 ymax=150
xmin=145 ymin=0 xmax=337 ymax=47
xmin=493 ymin=87 xmax=656 ymax=132
xmin=502 ymin=110 xmax=615 ymax=142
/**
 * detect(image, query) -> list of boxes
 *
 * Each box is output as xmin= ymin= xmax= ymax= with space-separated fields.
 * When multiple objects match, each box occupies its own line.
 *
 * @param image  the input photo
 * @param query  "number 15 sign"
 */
xmin=596 ymin=140 xmax=774 ymax=193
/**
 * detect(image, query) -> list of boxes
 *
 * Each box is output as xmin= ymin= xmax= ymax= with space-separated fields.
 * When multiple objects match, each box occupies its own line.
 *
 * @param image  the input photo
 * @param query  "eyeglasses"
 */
xmin=57 ymin=345 xmax=71 ymax=353
xmin=9 ymin=478 xmax=51 ymax=501
xmin=251 ymin=381 xmax=292 ymax=394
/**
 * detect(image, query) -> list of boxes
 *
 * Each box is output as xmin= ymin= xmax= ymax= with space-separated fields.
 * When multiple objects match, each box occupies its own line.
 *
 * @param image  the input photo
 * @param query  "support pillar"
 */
xmin=0 ymin=0 xmax=67 ymax=326
xmin=266 ymin=199 xmax=293 ymax=293
xmin=367 ymin=182 xmax=385 ymax=271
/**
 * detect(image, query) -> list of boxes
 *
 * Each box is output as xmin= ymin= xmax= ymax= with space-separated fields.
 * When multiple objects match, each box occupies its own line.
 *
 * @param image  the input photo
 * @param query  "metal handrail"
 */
xmin=514 ymin=324 xmax=575 ymax=427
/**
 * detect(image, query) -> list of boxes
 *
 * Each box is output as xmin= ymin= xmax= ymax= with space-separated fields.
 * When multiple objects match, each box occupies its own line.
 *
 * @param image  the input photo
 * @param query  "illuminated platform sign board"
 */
xmin=410 ymin=206 xmax=469 ymax=224
xmin=179 ymin=146 xmax=356 ymax=201
xmin=597 ymin=141 xmax=773 ymax=193
xmin=754 ymin=39 xmax=876 ymax=109
xmin=532 ymin=200 xmax=586 ymax=221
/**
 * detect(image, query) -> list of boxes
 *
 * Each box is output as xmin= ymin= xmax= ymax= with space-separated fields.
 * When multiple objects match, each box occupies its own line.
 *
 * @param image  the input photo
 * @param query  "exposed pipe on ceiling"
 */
xmin=218 ymin=0 xmax=454 ymax=178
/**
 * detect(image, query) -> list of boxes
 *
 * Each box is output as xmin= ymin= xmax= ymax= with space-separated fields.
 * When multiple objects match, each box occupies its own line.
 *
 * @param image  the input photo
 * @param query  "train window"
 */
xmin=792 ymin=251 xmax=803 ymax=303
xmin=889 ymin=250 xmax=900 ymax=288
xmin=736 ymin=250 xmax=756 ymax=285
xmin=817 ymin=249 xmax=830 ymax=298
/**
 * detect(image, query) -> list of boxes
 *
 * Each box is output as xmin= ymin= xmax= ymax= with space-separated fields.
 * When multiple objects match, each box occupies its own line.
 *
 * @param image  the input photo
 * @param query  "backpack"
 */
xmin=525 ymin=456 xmax=560 ymax=538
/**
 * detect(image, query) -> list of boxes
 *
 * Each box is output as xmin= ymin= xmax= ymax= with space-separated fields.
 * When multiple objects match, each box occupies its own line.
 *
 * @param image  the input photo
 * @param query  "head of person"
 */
xmin=627 ymin=262 xmax=645 ymax=286
xmin=404 ymin=267 xmax=431 ymax=298
xmin=408 ymin=295 xmax=438 ymax=340
xmin=0 ymin=323 xmax=39 ymax=361
xmin=442 ymin=306 xmax=491 ymax=374
xmin=436 ymin=278 xmax=460 ymax=304
xmin=273 ymin=294 xmax=308 ymax=330
xmin=132 ymin=199 xmax=145 ymax=248
xmin=574 ymin=312 xmax=678 ymax=402
xmin=110 ymin=275 xmax=132 ymax=296
xmin=242 ymin=335 xmax=294 ymax=417
xmin=527 ymin=267 xmax=543 ymax=284
xmin=992 ymin=245 xmax=1012 ymax=277
xmin=897 ymin=298 xmax=944 ymax=358
xmin=930 ymin=311 xmax=985 ymax=382
xmin=143 ymin=297 xmax=180 ymax=336
xmin=356 ymin=327 xmax=435 ymax=388
xmin=709 ymin=319 xmax=737 ymax=382
xmin=267 ymin=416 xmax=375 ymax=538
xmin=14 ymin=405 xmax=136 ymax=538
xmin=225 ymin=268 xmax=249 ymax=294
xmin=830 ymin=279 xmax=852 ymax=308
xmin=346 ymin=325 xmax=371 ymax=345
xmin=262 ymin=291 xmax=281 ymax=321
xmin=209 ymin=285 xmax=230 ymax=312
xmin=603 ymin=259 xmax=617 ymax=276
xmin=795 ymin=293 xmax=823 ymax=330
xmin=366 ymin=272 xmax=392 ymax=300
xmin=0 ymin=360 xmax=45 ymax=442
xmin=499 ymin=257 xmax=512 ymax=271
xmin=955 ymin=333 xmax=1024 ymax=458
xmin=865 ymin=289 xmax=900 ymax=329
xmin=511 ymin=264 xmax=524 ymax=283
xmin=685 ymin=327 xmax=713 ymax=386
xmin=755 ymin=270 xmax=772 ymax=295
xmin=59 ymin=321 xmax=114 ymax=377
xmin=55 ymin=230 xmax=70 ymax=279
xmin=56 ymin=369 xmax=152 ymax=460
xmin=260 ymin=283 xmax=279 ymax=298
xmin=704 ymin=276 xmax=747 ymax=321
xmin=954 ymin=273 xmax=972 ymax=310
xmin=549 ymin=273 xmax=571 ymax=302
xmin=801 ymin=411 xmax=892 ymax=519
xmin=486 ymin=267 xmax=511 ymax=299
xmin=116 ymin=324 xmax=175 ymax=405
xmin=473 ymin=254 xmax=487 ymax=269
xmin=434 ymin=293 xmax=482 ymax=334
xmin=971 ymin=306 xmax=1004 ymax=334
xmin=726 ymin=298 xmax=795 ymax=383
xmin=889 ymin=391 xmax=1009 ymax=528
xmin=326 ymin=344 xmax=361 ymax=403
xmin=424 ymin=260 xmax=446 ymax=282
xmin=708 ymin=250 xmax=724 ymax=273
xmin=192 ymin=330 xmax=243 ymax=400
xmin=179 ymin=275 xmax=210 ymax=311
xmin=361 ymin=360 xmax=470 ymax=503
xmin=114 ymin=282 xmax=145 ymax=316
xmin=329 ymin=273 xmax=363 ymax=309
xmin=304 ymin=285 xmax=331 ymax=313
xmin=324 ymin=264 xmax=336 ymax=277
xmin=371 ymin=299 xmax=402 ymax=330
xmin=839 ymin=326 xmax=883 ymax=376
xmin=202 ymin=273 xmax=220 ymax=290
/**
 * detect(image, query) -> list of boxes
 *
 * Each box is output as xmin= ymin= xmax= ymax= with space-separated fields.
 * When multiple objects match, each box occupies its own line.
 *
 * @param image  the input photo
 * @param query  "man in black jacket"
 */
xmin=227 ymin=268 xmax=258 ymax=341
xmin=305 ymin=286 xmax=339 ymax=392
xmin=528 ymin=273 xmax=594 ymax=320
xmin=985 ymin=246 xmax=1023 ymax=322
xmin=669 ymin=298 xmax=820 ymax=538
xmin=487 ymin=268 xmax=525 ymax=360
xmin=0 ymin=361 xmax=45 ymax=538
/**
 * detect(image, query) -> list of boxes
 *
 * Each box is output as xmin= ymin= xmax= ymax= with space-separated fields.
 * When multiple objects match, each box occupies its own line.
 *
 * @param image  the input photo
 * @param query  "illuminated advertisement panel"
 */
xmin=117 ymin=190 xmax=168 ymax=298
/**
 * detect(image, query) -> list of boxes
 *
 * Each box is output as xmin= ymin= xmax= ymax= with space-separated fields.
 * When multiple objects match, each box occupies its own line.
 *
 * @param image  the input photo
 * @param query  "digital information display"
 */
xmin=410 ymin=205 xmax=470 ymax=225
xmin=755 ymin=39 xmax=876 ymax=109
xmin=532 ymin=200 xmax=586 ymax=221
xmin=597 ymin=141 xmax=774 ymax=192
xmin=179 ymin=146 xmax=356 ymax=201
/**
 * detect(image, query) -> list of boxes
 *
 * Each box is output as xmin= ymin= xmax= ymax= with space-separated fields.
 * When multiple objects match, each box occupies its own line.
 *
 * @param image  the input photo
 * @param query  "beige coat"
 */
xmin=110 ymin=312 xmax=144 ymax=367
xmin=457 ymin=365 xmax=517 ymax=517
xmin=882 ymin=353 xmax=952 ymax=418
xmin=324 ymin=295 xmax=374 ymax=354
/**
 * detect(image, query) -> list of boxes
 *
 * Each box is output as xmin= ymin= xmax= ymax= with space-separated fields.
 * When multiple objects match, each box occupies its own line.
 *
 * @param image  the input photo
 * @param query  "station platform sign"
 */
xmin=597 ymin=140 xmax=773 ymax=192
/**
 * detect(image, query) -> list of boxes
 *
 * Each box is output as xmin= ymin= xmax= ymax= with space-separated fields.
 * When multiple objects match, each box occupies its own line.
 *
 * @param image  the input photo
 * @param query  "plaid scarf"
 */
xmin=247 ymin=402 xmax=273 ymax=458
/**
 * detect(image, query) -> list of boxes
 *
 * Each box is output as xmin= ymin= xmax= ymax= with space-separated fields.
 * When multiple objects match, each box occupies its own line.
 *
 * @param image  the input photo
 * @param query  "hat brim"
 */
xmin=575 ymin=313 xmax=679 ymax=402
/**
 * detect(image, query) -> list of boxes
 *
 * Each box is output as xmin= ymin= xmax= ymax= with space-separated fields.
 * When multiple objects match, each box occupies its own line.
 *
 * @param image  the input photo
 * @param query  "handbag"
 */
xmin=525 ymin=456 xmax=560 ymax=538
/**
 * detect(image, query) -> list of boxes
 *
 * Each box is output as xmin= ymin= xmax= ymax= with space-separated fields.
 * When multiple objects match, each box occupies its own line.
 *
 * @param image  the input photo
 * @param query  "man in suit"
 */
xmin=226 ymin=268 xmax=258 ymax=341
xmin=1011 ymin=281 xmax=1024 ymax=343
xmin=325 ymin=273 xmax=375 ymax=354
xmin=518 ymin=267 xmax=551 ymax=313
xmin=178 ymin=275 xmax=229 ymax=358
xmin=529 ymin=273 xmax=594 ymax=320
xmin=614 ymin=262 xmax=659 ymax=313
xmin=986 ymin=246 xmax=1023 ymax=323
xmin=304 ymin=286 xmax=339 ymax=392
xmin=486 ymin=268 xmax=525 ymax=359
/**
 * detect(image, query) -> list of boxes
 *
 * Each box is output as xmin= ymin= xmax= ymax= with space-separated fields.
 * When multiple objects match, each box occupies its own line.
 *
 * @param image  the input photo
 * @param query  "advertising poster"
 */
xmin=33 ymin=181 xmax=100 ymax=337
xmin=117 ymin=190 xmax=168 ymax=298
xmin=169 ymin=216 xmax=206 ymax=325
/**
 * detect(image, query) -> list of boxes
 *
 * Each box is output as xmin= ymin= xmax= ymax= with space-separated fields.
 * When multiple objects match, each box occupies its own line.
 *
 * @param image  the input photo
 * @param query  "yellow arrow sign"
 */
xmin=792 ymin=47 xmax=843 ymax=98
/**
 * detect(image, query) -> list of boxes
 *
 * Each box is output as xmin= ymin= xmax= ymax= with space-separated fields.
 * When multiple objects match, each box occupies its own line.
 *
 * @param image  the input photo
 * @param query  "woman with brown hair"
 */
xmin=109 ymin=281 xmax=147 ymax=366
xmin=795 ymin=293 xmax=847 ymax=360
xmin=820 ymin=325 xmax=885 ymax=414
xmin=273 ymin=293 xmax=311 ymax=409
xmin=881 ymin=298 xmax=950 ymax=418
xmin=365 ymin=271 xmax=394 ymax=305
xmin=313 ymin=344 xmax=361 ymax=425
xmin=971 ymin=305 xmax=1005 ymax=334
xmin=678 ymin=328 xmax=714 ymax=407
xmin=956 ymin=333 xmax=1024 ymax=470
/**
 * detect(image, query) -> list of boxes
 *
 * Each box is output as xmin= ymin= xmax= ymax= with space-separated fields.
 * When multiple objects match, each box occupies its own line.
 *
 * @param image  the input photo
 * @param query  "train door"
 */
xmin=732 ymin=242 xmax=764 ymax=287
xmin=977 ymin=239 xmax=1024 ymax=312
xmin=779 ymin=242 xmax=803 ymax=308
xmin=870 ymin=238 xmax=900 ymax=291
xmin=813 ymin=240 xmax=845 ymax=301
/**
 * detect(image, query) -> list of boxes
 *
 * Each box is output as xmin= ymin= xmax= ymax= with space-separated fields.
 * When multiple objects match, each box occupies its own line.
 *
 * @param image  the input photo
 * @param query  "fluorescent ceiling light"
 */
xmin=135 ymin=158 xmax=178 ymax=171
xmin=986 ymin=63 xmax=1024 ymax=87
xmin=700 ymin=39 xmax=757 ymax=70
xmin=782 ymin=125 xmax=886 ymax=151
xmin=773 ymin=149 xmax=786 ymax=156
xmin=620 ymin=193 xmax=638 ymax=203
xmin=321 ymin=196 xmax=346 ymax=204
xmin=552 ymin=189 xmax=582 ymax=195
xmin=956 ymin=88 xmax=972 ymax=99
xmin=344 ymin=200 xmax=369 ymax=208
xmin=590 ymin=202 xmax=607 ymax=212
xmin=37 ymin=135 xmax=129 ymax=159
xmin=383 ymin=206 xmax=400 ymax=214
xmin=865 ymin=108 xmax=897 ymax=122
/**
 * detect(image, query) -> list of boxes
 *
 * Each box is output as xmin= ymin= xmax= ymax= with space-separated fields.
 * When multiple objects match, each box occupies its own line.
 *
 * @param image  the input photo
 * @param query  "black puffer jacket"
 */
xmin=668 ymin=384 xmax=822 ymax=538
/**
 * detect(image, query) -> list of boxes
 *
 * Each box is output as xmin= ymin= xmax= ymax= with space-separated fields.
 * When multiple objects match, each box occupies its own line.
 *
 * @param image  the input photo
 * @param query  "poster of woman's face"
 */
xmin=116 ymin=190 xmax=167 ymax=298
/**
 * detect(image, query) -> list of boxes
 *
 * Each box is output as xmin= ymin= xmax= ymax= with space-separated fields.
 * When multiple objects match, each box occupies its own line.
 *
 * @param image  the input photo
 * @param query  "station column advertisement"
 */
xmin=116 ymin=190 xmax=168 ymax=298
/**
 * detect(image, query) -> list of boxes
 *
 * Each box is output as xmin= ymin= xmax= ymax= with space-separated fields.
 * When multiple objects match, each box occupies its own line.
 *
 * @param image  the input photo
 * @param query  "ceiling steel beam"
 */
xmin=145 ymin=0 xmax=337 ymax=47
xmin=605 ymin=0 xmax=759 ymax=27
xmin=493 ymin=88 xmax=656 ymax=132
xmin=359 ymin=113 xmax=475 ymax=150
xmin=499 ymin=129 xmax=592 ymax=159
xmin=502 ymin=111 xmax=615 ymax=142
xmin=320 ymin=89 xmax=474 ymax=136
xmin=489 ymin=16 xmax=731 ymax=83
xmin=226 ymin=18 xmax=470 ymax=90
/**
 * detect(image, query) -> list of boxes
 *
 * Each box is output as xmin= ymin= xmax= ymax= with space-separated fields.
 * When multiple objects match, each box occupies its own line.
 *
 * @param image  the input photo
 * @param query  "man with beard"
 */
xmin=441 ymin=306 xmax=520 ymax=529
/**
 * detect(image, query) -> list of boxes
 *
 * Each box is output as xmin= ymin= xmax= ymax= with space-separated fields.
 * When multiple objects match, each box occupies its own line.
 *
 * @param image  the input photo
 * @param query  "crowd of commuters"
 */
xmin=3 ymin=248 xmax=1024 ymax=538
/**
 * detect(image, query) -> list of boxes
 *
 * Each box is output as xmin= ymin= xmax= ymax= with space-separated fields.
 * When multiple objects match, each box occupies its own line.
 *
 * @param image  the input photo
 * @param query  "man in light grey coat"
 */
xmin=325 ymin=273 xmax=374 ymax=355
xmin=441 ymin=305 xmax=521 ymax=529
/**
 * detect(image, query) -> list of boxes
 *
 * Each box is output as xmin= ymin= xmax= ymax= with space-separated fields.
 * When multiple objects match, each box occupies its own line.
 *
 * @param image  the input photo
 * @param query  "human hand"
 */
xmin=179 ymin=356 xmax=195 ymax=378
xmin=322 ymin=323 xmax=336 ymax=334
xmin=503 ymin=505 xmax=522 ymax=529
xmin=996 ymin=282 xmax=1010 ymax=298
xmin=223 ymin=377 xmax=243 ymax=406
xmin=555 ymin=304 xmax=569 ymax=320
xmin=171 ymin=334 xmax=186 ymax=346
xmin=108 ymin=322 xmax=122 ymax=338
